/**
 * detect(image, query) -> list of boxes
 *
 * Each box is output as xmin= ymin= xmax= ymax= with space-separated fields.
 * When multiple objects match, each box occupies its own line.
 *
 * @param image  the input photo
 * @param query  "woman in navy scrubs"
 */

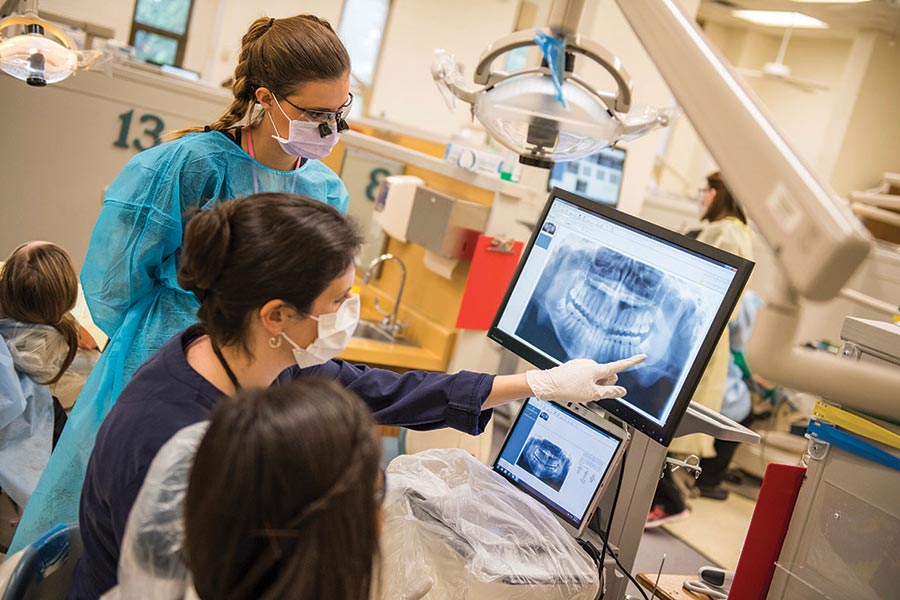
xmin=70 ymin=193 xmax=644 ymax=599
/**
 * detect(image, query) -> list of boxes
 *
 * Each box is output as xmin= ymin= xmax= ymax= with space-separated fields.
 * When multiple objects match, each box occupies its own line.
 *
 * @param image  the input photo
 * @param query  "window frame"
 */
xmin=128 ymin=0 xmax=195 ymax=67
xmin=338 ymin=0 xmax=394 ymax=118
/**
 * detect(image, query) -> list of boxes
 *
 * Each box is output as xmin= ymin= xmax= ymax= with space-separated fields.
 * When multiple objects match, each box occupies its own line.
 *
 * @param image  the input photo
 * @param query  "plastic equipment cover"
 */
xmin=378 ymin=448 xmax=599 ymax=600
xmin=103 ymin=421 xmax=209 ymax=600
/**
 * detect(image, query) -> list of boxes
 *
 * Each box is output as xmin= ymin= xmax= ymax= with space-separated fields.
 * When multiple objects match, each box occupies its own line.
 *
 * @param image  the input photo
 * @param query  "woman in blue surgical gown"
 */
xmin=9 ymin=14 xmax=354 ymax=551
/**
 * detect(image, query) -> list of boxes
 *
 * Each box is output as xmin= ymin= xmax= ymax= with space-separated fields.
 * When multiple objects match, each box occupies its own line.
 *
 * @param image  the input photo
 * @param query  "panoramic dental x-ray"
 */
xmin=515 ymin=239 xmax=716 ymax=420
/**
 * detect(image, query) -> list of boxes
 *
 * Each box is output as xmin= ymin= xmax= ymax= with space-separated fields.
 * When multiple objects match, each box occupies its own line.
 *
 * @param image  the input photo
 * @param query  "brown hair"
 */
xmin=169 ymin=14 xmax=350 ymax=140
xmin=177 ymin=193 xmax=361 ymax=355
xmin=0 ymin=242 xmax=79 ymax=384
xmin=703 ymin=171 xmax=746 ymax=224
xmin=184 ymin=379 xmax=381 ymax=600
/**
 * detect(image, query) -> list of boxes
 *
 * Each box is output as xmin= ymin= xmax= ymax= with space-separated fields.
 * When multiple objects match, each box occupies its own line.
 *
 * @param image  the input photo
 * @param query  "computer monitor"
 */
xmin=492 ymin=398 xmax=628 ymax=536
xmin=547 ymin=147 xmax=626 ymax=207
xmin=489 ymin=188 xmax=754 ymax=445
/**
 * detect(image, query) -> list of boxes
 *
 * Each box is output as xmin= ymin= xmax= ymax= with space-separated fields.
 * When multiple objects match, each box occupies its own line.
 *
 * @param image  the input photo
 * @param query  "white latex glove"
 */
xmin=525 ymin=355 xmax=647 ymax=403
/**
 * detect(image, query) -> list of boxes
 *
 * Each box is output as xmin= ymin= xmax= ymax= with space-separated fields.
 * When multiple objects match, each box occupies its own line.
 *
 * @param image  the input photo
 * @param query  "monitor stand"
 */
xmin=590 ymin=402 xmax=758 ymax=600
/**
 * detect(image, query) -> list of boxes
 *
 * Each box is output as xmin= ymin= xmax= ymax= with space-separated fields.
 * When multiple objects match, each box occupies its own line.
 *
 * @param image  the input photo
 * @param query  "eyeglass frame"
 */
xmin=281 ymin=92 xmax=354 ymax=124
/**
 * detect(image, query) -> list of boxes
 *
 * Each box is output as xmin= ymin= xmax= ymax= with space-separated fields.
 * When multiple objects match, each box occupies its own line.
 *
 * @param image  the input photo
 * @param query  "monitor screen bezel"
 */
xmin=492 ymin=398 xmax=626 ymax=532
xmin=488 ymin=187 xmax=754 ymax=446
xmin=546 ymin=147 xmax=627 ymax=207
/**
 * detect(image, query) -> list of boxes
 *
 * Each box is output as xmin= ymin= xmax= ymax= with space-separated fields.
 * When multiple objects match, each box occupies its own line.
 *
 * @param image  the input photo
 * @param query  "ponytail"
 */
xmin=166 ymin=14 xmax=350 ymax=142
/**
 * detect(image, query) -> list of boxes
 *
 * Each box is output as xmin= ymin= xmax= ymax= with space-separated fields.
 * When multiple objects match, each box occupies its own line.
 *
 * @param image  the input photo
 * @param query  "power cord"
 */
xmin=578 ymin=462 xmax=651 ymax=600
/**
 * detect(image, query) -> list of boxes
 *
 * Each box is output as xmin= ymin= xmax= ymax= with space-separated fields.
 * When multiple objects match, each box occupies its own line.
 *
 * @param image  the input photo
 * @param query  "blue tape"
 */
xmin=807 ymin=419 xmax=900 ymax=472
xmin=535 ymin=31 xmax=568 ymax=110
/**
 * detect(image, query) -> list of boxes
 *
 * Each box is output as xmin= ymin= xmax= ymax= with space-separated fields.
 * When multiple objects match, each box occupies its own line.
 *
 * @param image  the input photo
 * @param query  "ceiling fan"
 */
xmin=736 ymin=24 xmax=830 ymax=93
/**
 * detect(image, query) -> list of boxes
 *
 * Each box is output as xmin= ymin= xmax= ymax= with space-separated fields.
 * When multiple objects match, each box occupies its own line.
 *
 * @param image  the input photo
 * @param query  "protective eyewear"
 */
xmin=283 ymin=93 xmax=353 ymax=137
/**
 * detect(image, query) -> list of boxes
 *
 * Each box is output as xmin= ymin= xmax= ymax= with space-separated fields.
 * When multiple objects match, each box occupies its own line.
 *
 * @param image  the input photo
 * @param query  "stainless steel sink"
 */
xmin=353 ymin=320 xmax=419 ymax=347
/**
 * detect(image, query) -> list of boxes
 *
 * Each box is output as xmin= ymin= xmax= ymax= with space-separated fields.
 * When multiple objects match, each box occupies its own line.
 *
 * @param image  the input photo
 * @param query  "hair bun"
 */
xmin=178 ymin=204 xmax=235 ymax=296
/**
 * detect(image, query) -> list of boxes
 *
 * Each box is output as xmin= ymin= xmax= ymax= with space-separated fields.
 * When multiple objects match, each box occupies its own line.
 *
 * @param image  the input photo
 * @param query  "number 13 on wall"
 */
xmin=114 ymin=109 xmax=165 ymax=151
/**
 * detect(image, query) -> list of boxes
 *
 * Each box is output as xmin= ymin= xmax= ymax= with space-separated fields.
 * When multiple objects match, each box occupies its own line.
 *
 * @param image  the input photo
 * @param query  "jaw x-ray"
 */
xmin=516 ymin=437 xmax=572 ymax=492
xmin=515 ymin=239 xmax=708 ymax=421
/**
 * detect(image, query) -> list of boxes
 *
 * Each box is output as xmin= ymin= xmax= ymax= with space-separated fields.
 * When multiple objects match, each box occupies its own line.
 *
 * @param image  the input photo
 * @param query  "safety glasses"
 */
xmin=282 ymin=92 xmax=353 ymax=124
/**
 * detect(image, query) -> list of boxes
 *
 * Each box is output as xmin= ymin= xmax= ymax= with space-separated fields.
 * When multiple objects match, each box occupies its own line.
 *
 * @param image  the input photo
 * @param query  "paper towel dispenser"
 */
xmin=406 ymin=187 xmax=490 ymax=260
xmin=374 ymin=175 xmax=424 ymax=243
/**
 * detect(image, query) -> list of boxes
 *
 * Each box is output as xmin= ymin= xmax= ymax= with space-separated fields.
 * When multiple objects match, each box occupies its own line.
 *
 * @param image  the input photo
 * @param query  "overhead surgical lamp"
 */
xmin=0 ymin=0 xmax=77 ymax=86
xmin=432 ymin=0 xmax=674 ymax=168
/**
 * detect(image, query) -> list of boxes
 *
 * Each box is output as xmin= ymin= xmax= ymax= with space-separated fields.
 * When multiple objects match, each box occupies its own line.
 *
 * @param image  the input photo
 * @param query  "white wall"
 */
xmin=733 ymin=31 xmax=852 ymax=171
xmin=0 ymin=66 xmax=228 ymax=268
xmin=40 ymin=0 xmax=344 ymax=85
xmin=367 ymin=0 xmax=520 ymax=138
xmin=41 ymin=0 xmax=134 ymax=42
xmin=829 ymin=31 xmax=900 ymax=197
xmin=202 ymin=0 xmax=345 ymax=86
xmin=657 ymin=22 xmax=854 ymax=198
xmin=576 ymin=0 xmax=701 ymax=217
xmin=42 ymin=0 xmax=218 ymax=76
xmin=651 ymin=22 xmax=900 ymax=345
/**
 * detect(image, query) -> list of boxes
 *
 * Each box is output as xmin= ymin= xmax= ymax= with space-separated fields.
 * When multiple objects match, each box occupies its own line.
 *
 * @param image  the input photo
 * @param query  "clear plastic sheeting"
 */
xmin=103 ymin=422 xmax=209 ymax=600
xmin=431 ymin=49 xmax=473 ymax=111
xmin=0 ymin=320 xmax=60 ymax=508
xmin=618 ymin=104 xmax=679 ymax=142
xmin=378 ymin=448 xmax=599 ymax=600
xmin=474 ymin=75 xmax=618 ymax=162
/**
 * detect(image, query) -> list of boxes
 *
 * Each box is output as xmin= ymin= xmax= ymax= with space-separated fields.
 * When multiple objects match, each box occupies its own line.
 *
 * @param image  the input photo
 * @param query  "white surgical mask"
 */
xmin=268 ymin=97 xmax=340 ymax=160
xmin=281 ymin=294 xmax=360 ymax=369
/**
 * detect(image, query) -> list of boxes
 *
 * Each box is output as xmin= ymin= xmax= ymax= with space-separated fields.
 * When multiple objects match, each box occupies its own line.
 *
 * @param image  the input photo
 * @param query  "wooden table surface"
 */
xmin=636 ymin=573 xmax=713 ymax=600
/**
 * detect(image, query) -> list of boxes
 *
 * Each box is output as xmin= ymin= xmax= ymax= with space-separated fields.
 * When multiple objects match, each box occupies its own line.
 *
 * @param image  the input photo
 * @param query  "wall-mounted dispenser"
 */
xmin=405 ymin=187 xmax=490 ymax=260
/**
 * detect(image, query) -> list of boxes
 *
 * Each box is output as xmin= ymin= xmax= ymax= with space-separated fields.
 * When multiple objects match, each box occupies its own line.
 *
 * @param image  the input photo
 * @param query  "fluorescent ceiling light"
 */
xmin=732 ymin=10 xmax=829 ymax=28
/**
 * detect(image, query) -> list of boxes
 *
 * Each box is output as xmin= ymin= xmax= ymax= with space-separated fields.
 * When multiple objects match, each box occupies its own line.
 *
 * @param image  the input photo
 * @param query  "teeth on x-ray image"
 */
xmin=516 ymin=437 xmax=571 ymax=492
xmin=515 ymin=239 xmax=708 ymax=421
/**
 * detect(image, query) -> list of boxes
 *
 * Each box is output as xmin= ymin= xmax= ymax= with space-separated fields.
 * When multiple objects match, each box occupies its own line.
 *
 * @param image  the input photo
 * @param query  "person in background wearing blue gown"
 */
xmin=10 ymin=14 xmax=360 ymax=552
xmin=69 ymin=194 xmax=645 ymax=599
xmin=0 ymin=243 xmax=79 ymax=532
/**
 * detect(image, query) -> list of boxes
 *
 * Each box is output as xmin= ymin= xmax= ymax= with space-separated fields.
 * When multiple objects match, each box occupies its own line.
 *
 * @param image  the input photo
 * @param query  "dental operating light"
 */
xmin=0 ymin=0 xmax=77 ymax=86
xmin=432 ymin=0 xmax=673 ymax=168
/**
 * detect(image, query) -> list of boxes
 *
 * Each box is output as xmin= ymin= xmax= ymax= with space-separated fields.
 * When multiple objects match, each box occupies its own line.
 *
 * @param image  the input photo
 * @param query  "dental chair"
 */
xmin=0 ymin=524 xmax=82 ymax=600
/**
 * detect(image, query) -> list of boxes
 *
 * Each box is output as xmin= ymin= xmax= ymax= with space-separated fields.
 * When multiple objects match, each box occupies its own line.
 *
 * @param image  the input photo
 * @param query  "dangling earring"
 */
xmin=269 ymin=335 xmax=283 ymax=349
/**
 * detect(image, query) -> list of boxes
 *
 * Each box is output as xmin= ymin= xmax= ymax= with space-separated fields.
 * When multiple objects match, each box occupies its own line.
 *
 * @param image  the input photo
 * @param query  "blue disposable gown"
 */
xmin=9 ymin=131 xmax=348 ymax=552
xmin=0 ymin=320 xmax=61 ymax=510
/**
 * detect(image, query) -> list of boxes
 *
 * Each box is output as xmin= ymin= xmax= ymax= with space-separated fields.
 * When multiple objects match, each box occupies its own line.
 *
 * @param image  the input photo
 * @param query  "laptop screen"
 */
xmin=493 ymin=398 xmax=624 ymax=529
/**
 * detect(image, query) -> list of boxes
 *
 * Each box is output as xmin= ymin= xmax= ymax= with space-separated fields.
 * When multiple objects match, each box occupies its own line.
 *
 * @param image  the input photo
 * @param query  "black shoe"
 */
xmin=697 ymin=484 xmax=729 ymax=500
xmin=723 ymin=469 xmax=746 ymax=484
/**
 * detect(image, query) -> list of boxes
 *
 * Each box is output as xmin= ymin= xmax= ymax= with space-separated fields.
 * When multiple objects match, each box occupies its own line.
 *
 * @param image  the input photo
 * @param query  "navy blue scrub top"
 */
xmin=69 ymin=325 xmax=495 ymax=600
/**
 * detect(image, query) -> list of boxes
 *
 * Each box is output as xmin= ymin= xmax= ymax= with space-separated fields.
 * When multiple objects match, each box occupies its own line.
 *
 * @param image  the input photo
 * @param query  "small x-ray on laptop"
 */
xmin=489 ymin=189 xmax=753 ymax=446
xmin=493 ymin=398 xmax=629 ymax=537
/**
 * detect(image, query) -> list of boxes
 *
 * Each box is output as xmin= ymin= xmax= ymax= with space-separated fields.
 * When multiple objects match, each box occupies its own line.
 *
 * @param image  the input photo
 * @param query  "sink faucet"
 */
xmin=362 ymin=253 xmax=407 ymax=338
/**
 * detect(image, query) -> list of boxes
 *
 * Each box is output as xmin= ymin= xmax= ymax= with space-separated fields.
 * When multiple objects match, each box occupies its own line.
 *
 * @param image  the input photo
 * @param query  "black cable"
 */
xmin=580 ymin=461 xmax=651 ymax=600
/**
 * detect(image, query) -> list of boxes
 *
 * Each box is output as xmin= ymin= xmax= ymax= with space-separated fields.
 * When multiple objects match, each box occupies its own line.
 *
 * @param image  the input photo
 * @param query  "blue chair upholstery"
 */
xmin=1 ymin=524 xmax=82 ymax=600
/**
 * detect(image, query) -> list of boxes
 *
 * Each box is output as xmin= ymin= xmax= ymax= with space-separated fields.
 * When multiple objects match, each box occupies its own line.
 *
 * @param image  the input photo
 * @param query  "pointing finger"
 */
xmin=604 ymin=354 xmax=647 ymax=374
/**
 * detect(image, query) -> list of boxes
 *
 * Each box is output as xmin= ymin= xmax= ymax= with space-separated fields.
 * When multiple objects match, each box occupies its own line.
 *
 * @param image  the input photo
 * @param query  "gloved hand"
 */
xmin=525 ymin=355 xmax=647 ymax=403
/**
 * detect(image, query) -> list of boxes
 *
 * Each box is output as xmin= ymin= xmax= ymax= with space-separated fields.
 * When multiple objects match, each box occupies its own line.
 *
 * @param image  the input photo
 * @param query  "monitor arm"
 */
xmin=615 ymin=0 xmax=900 ymax=419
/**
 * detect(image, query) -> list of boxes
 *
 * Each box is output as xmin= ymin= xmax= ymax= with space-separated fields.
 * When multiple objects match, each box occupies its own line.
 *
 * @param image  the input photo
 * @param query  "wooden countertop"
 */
xmin=339 ymin=336 xmax=447 ymax=371
xmin=636 ymin=573 xmax=713 ymax=600
xmin=336 ymin=277 xmax=457 ymax=372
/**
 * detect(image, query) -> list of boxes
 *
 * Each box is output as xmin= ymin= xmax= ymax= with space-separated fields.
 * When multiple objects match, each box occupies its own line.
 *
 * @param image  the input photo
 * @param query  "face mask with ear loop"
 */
xmin=267 ymin=96 xmax=342 ymax=160
xmin=280 ymin=294 xmax=360 ymax=369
